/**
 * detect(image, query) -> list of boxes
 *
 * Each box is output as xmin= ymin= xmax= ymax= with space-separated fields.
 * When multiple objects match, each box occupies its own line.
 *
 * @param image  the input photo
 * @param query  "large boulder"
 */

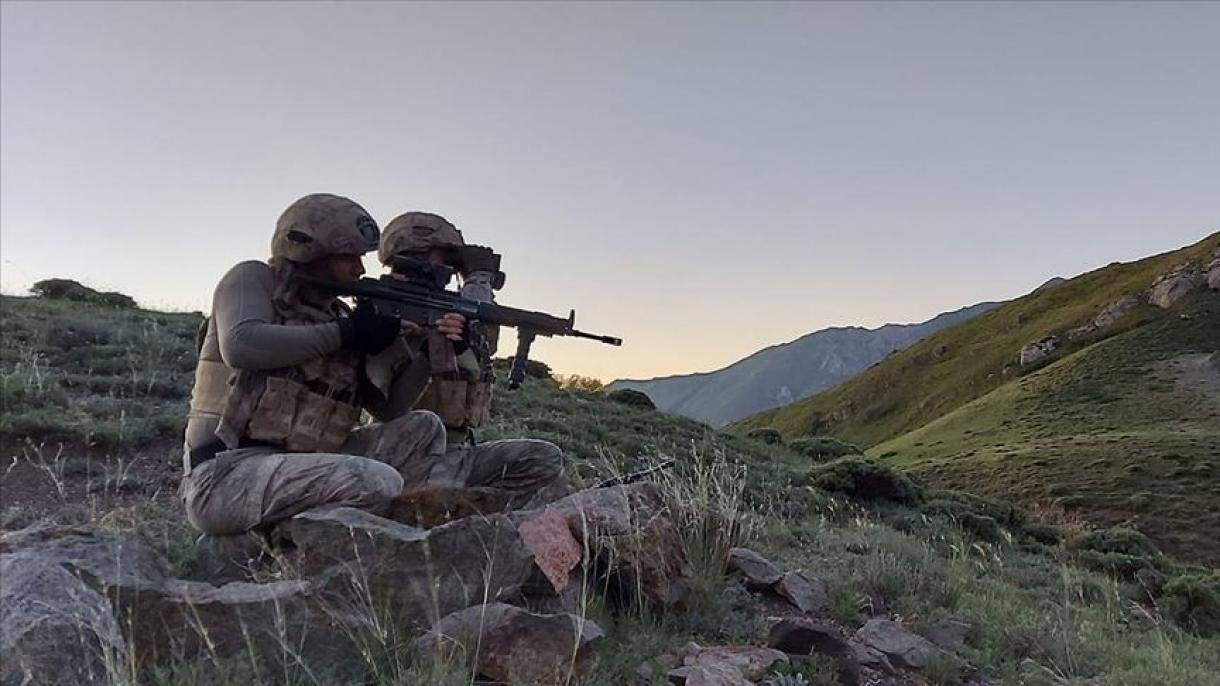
xmin=1091 ymin=295 xmax=1141 ymax=329
xmin=1019 ymin=336 xmax=1060 ymax=367
xmin=855 ymin=618 xmax=961 ymax=672
xmin=726 ymin=547 xmax=783 ymax=587
xmin=1208 ymin=256 xmax=1220 ymax=291
xmin=1150 ymin=268 xmax=1205 ymax=309
xmin=413 ymin=602 xmax=603 ymax=685
xmin=767 ymin=617 xmax=862 ymax=686
xmin=773 ymin=570 xmax=829 ymax=614
xmin=534 ymin=483 xmax=689 ymax=607
xmin=280 ymin=507 xmax=533 ymax=628
xmin=0 ymin=524 xmax=361 ymax=682
xmin=1 ymin=551 xmax=125 ymax=686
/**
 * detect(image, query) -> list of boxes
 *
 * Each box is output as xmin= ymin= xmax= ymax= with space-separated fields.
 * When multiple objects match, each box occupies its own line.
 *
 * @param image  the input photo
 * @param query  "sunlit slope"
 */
xmin=875 ymin=291 xmax=1220 ymax=565
xmin=731 ymin=232 xmax=1220 ymax=447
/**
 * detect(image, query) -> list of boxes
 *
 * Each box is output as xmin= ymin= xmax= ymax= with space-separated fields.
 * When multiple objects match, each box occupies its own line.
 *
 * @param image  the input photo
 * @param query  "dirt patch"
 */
xmin=1154 ymin=353 xmax=1220 ymax=411
xmin=0 ymin=436 xmax=182 ymax=528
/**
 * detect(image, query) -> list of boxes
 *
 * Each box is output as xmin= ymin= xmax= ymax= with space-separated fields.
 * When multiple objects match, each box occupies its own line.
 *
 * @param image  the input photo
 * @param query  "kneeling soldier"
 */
xmin=378 ymin=211 xmax=571 ymax=504
xmin=180 ymin=194 xmax=564 ymax=535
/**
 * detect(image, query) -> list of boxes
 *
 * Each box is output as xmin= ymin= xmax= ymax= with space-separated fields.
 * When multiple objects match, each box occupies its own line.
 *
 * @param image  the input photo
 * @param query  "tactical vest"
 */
xmin=189 ymin=261 xmax=363 ymax=453
xmin=413 ymin=331 xmax=492 ymax=430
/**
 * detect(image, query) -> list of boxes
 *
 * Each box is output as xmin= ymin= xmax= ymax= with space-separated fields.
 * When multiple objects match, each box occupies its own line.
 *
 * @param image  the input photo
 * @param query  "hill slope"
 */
xmin=876 ymin=290 xmax=1220 ymax=565
xmin=609 ymin=302 xmax=997 ymax=427
xmin=732 ymin=233 xmax=1220 ymax=447
xmin=2 ymin=293 xmax=1219 ymax=684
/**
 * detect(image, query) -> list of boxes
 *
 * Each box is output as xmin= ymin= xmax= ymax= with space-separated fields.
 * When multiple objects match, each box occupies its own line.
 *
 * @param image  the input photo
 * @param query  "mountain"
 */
xmin=607 ymin=302 xmax=999 ymax=427
xmin=733 ymin=233 xmax=1220 ymax=563
xmin=731 ymin=232 xmax=1219 ymax=447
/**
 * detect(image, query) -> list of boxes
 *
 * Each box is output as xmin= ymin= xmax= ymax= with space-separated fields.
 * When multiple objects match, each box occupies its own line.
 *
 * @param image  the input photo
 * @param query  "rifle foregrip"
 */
xmin=508 ymin=331 xmax=537 ymax=390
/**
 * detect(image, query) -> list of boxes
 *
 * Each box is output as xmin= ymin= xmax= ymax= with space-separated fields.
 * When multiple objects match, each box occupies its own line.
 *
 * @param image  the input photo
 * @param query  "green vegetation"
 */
xmin=788 ymin=436 xmax=862 ymax=462
xmin=4 ymin=287 xmax=1220 ymax=684
xmin=733 ymin=232 xmax=1219 ymax=447
xmin=606 ymin=387 xmax=656 ymax=410
xmin=30 ymin=277 xmax=139 ymax=309
xmin=0 ymin=295 xmax=199 ymax=446
xmin=745 ymin=427 xmax=784 ymax=445
xmin=874 ymin=291 xmax=1220 ymax=565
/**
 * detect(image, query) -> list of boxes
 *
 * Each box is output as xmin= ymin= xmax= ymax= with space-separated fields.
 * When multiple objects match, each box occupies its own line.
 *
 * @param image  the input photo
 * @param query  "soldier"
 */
xmin=378 ymin=211 xmax=571 ymax=503
xmin=180 ymin=194 xmax=564 ymax=536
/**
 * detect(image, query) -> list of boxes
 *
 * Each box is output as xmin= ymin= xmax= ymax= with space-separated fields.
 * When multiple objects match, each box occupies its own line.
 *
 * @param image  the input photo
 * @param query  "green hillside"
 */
xmin=4 ymin=291 xmax=1220 ymax=684
xmin=874 ymin=290 xmax=1220 ymax=566
xmin=732 ymin=233 xmax=1220 ymax=448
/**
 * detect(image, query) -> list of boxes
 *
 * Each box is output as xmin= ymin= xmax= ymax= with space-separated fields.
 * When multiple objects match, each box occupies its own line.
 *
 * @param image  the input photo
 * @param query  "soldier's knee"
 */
xmin=339 ymin=459 xmax=404 ymax=513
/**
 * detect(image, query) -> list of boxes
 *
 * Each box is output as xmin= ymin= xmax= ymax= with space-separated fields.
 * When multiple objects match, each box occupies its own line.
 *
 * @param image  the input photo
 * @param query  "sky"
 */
xmin=2 ymin=2 xmax=1218 ymax=381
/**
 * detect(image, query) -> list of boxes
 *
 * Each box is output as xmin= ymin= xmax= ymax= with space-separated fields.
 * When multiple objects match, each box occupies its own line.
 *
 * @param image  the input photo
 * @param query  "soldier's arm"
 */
xmin=460 ymin=270 xmax=500 ymax=355
xmin=213 ymin=261 xmax=343 ymax=370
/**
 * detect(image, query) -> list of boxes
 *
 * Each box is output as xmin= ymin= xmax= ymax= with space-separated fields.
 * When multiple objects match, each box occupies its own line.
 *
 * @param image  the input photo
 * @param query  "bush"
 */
xmin=607 ymin=388 xmax=655 ymax=410
xmin=558 ymin=374 xmax=605 ymax=392
xmin=746 ymin=428 xmax=784 ymax=445
xmin=493 ymin=356 xmax=552 ymax=381
xmin=30 ymin=278 xmax=137 ymax=308
xmin=808 ymin=457 xmax=922 ymax=505
xmin=1162 ymin=574 xmax=1220 ymax=637
xmin=789 ymin=436 xmax=861 ymax=462
xmin=1073 ymin=526 xmax=1162 ymax=558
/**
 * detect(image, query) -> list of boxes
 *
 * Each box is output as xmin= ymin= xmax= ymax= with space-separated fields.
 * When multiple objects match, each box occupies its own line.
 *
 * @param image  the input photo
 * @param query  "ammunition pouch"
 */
xmin=416 ymin=378 xmax=491 ymax=429
xmin=245 ymin=377 xmax=361 ymax=453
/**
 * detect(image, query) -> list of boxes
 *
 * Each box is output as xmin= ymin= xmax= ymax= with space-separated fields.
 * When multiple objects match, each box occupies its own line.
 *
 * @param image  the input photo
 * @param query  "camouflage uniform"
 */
xmin=379 ymin=212 xmax=571 ymax=500
xmin=180 ymin=196 xmax=564 ymax=536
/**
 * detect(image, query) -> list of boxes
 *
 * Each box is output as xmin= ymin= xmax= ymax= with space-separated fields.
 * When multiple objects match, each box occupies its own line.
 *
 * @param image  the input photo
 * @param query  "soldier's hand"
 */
xmin=401 ymin=321 xmax=424 ymax=337
xmin=339 ymin=301 xmax=400 ymax=354
xmin=436 ymin=313 xmax=465 ymax=341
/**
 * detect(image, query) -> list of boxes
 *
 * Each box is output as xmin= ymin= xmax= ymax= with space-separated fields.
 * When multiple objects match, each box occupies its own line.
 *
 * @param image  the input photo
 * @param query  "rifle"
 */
xmin=296 ymin=254 xmax=621 ymax=389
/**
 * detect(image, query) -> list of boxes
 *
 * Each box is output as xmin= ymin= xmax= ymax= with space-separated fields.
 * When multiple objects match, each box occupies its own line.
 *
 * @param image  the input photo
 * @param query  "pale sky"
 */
xmin=2 ymin=2 xmax=1217 ymax=380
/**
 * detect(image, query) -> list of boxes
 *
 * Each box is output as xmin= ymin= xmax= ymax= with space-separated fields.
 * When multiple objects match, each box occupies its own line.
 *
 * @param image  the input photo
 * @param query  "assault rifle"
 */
xmin=296 ymin=254 xmax=621 ymax=389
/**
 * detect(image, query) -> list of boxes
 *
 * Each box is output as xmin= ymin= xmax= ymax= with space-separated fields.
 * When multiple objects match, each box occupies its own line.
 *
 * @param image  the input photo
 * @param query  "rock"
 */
xmin=280 ymin=507 xmax=533 ymax=628
xmin=726 ymin=547 xmax=783 ymax=587
xmin=1150 ymin=269 xmax=1205 ymax=309
xmin=772 ymin=570 xmax=828 ymax=613
xmin=855 ymin=618 xmax=960 ymax=671
xmin=389 ymin=485 xmax=514 ymax=528
xmin=413 ymin=602 xmax=603 ymax=685
xmin=0 ymin=524 xmax=360 ymax=680
xmin=1019 ymin=336 xmax=1059 ymax=366
xmin=767 ymin=617 xmax=862 ymax=686
xmin=922 ymin=615 xmax=973 ymax=651
xmin=542 ymin=483 xmax=689 ymax=606
xmin=1208 ymin=257 xmax=1220 ymax=290
xmin=636 ymin=651 xmax=682 ymax=684
xmin=519 ymin=508 xmax=583 ymax=592
xmin=1092 ymin=295 xmax=1141 ymax=329
xmin=194 ymin=531 xmax=273 ymax=583
xmin=1 ymin=551 xmax=125 ymax=686
xmin=667 ymin=643 xmax=788 ymax=685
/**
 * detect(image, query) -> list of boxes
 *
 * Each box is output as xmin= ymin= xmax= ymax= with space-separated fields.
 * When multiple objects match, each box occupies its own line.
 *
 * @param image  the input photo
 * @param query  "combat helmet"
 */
xmin=271 ymin=193 xmax=380 ymax=263
xmin=378 ymin=211 xmax=464 ymax=265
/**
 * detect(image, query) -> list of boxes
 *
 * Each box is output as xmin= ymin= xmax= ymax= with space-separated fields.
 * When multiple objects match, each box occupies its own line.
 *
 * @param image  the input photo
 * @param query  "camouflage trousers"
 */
xmin=181 ymin=411 xmax=567 ymax=535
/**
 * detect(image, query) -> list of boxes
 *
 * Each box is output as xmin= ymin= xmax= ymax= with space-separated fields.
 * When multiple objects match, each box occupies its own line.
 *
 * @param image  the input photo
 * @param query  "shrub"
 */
xmin=558 ymin=374 xmax=605 ymax=392
xmin=1162 ymin=574 xmax=1220 ymax=637
xmin=789 ymin=436 xmax=861 ymax=462
xmin=1072 ymin=526 xmax=1162 ymax=558
xmin=607 ymin=388 xmax=655 ymax=410
xmin=30 ymin=278 xmax=137 ymax=308
xmin=808 ymin=457 xmax=922 ymax=505
xmin=493 ymin=356 xmax=552 ymax=381
xmin=746 ymin=428 xmax=784 ymax=445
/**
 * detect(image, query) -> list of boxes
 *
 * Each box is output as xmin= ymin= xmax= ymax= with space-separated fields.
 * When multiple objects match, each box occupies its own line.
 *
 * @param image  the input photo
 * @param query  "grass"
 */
xmin=4 ymin=292 xmax=1220 ymax=684
xmin=0 ymin=295 xmax=200 ymax=447
xmin=731 ymin=232 xmax=1219 ymax=447
xmin=872 ymin=291 xmax=1220 ymax=565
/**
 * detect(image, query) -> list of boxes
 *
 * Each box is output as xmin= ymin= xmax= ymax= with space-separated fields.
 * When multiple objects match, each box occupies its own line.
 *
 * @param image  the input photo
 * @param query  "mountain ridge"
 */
xmin=608 ymin=302 xmax=1000 ymax=427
